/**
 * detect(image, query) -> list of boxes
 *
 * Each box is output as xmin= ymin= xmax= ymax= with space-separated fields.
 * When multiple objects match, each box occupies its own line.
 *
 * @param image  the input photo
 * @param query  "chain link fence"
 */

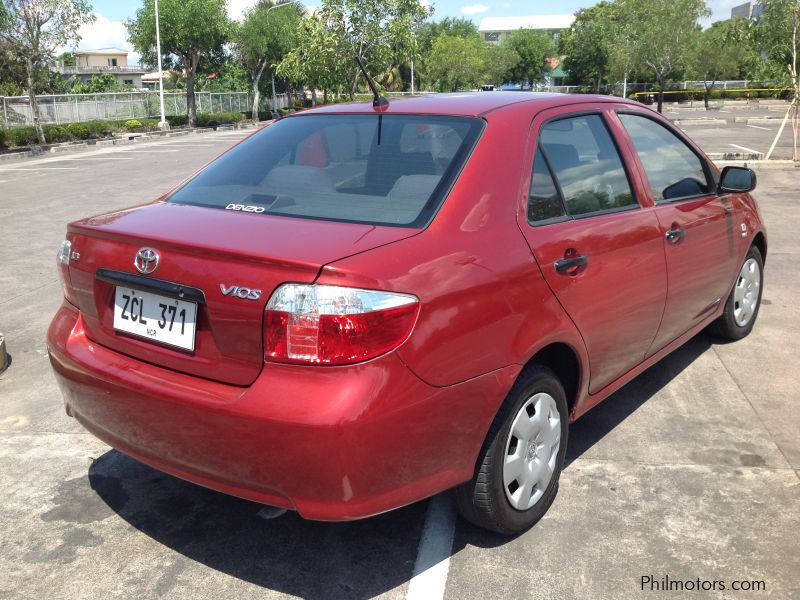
xmin=0 ymin=91 xmax=259 ymax=129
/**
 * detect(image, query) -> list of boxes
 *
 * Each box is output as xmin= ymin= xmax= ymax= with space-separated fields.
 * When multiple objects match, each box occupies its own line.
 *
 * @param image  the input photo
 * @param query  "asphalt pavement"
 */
xmin=0 ymin=125 xmax=798 ymax=599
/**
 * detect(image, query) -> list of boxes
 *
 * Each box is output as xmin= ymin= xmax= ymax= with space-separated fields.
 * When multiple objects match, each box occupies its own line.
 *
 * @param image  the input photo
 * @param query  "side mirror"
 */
xmin=718 ymin=166 xmax=756 ymax=194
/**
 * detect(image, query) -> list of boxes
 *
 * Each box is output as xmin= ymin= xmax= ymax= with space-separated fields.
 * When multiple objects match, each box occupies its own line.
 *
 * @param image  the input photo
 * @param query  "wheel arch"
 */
xmin=752 ymin=231 xmax=767 ymax=263
xmin=523 ymin=342 xmax=583 ymax=420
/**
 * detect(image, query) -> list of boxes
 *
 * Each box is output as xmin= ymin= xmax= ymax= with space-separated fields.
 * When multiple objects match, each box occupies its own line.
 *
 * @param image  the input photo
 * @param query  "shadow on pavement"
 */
xmin=89 ymin=451 xmax=426 ymax=599
xmin=88 ymin=334 xmax=719 ymax=592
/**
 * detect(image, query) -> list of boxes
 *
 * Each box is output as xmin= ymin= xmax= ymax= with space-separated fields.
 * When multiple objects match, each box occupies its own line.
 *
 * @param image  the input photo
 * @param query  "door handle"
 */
xmin=554 ymin=254 xmax=588 ymax=274
xmin=665 ymin=227 xmax=685 ymax=243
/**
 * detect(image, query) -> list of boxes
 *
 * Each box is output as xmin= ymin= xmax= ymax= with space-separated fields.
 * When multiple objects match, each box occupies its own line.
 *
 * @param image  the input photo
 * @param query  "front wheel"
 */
xmin=709 ymin=245 xmax=764 ymax=340
xmin=453 ymin=365 xmax=568 ymax=535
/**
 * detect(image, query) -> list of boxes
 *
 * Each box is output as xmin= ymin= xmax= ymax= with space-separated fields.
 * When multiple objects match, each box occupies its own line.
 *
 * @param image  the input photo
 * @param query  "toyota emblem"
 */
xmin=134 ymin=247 xmax=160 ymax=275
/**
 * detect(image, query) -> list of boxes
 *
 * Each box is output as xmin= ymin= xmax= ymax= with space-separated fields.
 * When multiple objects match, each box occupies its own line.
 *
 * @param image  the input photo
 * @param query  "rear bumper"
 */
xmin=47 ymin=301 xmax=519 ymax=520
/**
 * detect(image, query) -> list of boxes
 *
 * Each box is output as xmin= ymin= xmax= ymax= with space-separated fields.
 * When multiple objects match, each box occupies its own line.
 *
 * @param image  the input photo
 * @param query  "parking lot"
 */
xmin=0 ymin=123 xmax=798 ymax=599
xmin=667 ymin=101 xmax=796 ymax=160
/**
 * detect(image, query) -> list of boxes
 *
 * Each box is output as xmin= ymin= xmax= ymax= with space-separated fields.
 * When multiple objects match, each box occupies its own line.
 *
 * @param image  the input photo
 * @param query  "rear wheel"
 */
xmin=453 ymin=365 xmax=568 ymax=535
xmin=709 ymin=246 xmax=763 ymax=340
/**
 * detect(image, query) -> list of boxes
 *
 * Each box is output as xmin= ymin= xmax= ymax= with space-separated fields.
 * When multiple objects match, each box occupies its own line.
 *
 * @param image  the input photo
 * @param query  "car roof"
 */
xmin=292 ymin=92 xmax=641 ymax=118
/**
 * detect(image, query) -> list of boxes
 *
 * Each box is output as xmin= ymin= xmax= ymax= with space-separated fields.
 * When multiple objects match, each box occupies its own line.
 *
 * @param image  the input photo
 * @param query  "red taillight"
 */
xmin=57 ymin=239 xmax=80 ymax=306
xmin=264 ymin=284 xmax=419 ymax=365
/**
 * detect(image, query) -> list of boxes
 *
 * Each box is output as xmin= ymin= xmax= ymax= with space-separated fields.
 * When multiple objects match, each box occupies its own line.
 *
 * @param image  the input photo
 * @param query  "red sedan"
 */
xmin=47 ymin=93 xmax=766 ymax=534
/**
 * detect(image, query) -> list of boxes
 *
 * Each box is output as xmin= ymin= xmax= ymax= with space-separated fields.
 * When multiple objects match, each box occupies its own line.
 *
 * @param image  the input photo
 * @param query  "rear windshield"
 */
xmin=167 ymin=114 xmax=484 ymax=227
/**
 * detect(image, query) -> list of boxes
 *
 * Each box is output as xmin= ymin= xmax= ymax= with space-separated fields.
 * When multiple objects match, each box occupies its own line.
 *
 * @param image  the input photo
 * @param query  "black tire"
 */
xmin=453 ymin=364 xmax=569 ymax=535
xmin=709 ymin=245 xmax=764 ymax=340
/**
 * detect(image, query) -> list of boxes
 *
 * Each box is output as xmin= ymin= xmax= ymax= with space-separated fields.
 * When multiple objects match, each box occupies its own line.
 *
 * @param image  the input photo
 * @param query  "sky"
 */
xmin=76 ymin=0 xmax=746 ymax=64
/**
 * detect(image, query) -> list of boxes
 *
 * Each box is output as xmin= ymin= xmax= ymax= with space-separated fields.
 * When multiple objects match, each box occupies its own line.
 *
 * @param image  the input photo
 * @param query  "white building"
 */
xmin=478 ymin=14 xmax=575 ymax=44
xmin=730 ymin=1 xmax=763 ymax=19
xmin=55 ymin=48 xmax=147 ymax=88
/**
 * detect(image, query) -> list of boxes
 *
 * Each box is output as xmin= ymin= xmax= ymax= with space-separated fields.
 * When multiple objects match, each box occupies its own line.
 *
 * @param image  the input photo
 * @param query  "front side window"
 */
xmin=528 ymin=114 xmax=636 ymax=223
xmin=167 ymin=114 xmax=484 ymax=227
xmin=618 ymin=113 xmax=710 ymax=202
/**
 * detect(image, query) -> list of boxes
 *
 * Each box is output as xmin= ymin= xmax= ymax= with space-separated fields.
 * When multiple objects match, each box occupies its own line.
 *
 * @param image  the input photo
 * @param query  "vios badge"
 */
xmin=134 ymin=247 xmax=160 ymax=275
xmin=220 ymin=284 xmax=262 ymax=301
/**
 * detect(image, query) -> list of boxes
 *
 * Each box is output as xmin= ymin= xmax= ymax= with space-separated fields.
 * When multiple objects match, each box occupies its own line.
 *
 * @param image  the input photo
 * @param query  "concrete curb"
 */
xmin=714 ymin=159 xmax=799 ymax=169
xmin=672 ymin=118 xmax=727 ymax=126
xmin=0 ymin=121 xmax=264 ymax=163
xmin=669 ymin=115 xmax=787 ymax=126
xmin=0 ymin=333 xmax=8 ymax=375
xmin=708 ymin=151 xmax=763 ymax=161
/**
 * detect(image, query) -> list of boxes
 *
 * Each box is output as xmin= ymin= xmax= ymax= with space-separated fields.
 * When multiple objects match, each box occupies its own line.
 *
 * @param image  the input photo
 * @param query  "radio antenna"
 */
xmin=354 ymin=55 xmax=389 ymax=108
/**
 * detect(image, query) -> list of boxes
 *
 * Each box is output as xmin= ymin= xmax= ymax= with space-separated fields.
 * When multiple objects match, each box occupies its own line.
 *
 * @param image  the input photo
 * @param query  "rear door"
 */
xmin=517 ymin=105 xmax=668 ymax=394
xmin=615 ymin=111 xmax=740 ymax=355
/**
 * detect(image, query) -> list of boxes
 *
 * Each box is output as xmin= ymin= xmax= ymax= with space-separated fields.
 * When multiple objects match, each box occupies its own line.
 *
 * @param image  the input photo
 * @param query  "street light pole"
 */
xmin=155 ymin=0 xmax=168 ymax=129
xmin=411 ymin=60 xmax=414 ymax=95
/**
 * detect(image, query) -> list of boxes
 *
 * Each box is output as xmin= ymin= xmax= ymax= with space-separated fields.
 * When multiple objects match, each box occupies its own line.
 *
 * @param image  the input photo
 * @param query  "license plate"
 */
xmin=113 ymin=287 xmax=197 ymax=351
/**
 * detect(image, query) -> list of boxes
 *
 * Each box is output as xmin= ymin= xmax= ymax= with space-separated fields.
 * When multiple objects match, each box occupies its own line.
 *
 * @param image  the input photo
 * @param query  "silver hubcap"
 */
xmin=733 ymin=258 xmax=760 ymax=327
xmin=503 ymin=393 xmax=561 ymax=511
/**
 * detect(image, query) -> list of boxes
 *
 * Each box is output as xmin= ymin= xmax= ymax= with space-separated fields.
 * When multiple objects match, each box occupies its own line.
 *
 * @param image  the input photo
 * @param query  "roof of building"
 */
xmin=294 ymin=92 xmax=639 ymax=118
xmin=478 ymin=14 xmax=575 ymax=32
xmin=73 ymin=48 xmax=129 ymax=55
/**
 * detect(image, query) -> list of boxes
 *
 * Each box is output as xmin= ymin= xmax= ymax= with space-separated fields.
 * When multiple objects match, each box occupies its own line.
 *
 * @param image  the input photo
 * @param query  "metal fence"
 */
xmin=0 ymin=91 xmax=261 ymax=129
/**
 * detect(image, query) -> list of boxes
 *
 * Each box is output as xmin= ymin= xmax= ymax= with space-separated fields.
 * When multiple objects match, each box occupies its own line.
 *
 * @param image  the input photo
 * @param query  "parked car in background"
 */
xmin=48 ymin=93 xmax=766 ymax=534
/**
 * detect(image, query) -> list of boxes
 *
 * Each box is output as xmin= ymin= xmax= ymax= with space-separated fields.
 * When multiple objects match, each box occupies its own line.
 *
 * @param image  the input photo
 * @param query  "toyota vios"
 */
xmin=48 ymin=93 xmax=766 ymax=534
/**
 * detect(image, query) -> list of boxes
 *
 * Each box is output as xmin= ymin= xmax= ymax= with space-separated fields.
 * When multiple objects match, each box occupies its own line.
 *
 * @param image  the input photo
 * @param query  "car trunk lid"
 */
xmin=66 ymin=202 xmax=418 ymax=386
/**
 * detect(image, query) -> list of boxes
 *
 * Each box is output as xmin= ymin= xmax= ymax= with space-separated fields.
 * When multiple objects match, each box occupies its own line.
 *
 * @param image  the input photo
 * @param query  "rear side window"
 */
xmin=618 ymin=113 xmax=710 ymax=202
xmin=528 ymin=114 xmax=636 ymax=224
xmin=167 ymin=114 xmax=484 ymax=227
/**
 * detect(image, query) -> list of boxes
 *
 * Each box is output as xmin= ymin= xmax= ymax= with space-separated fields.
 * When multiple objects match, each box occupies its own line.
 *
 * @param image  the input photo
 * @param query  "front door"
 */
xmin=615 ymin=112 xmax=740 ymax=354
xmin=518 ymin=108 xmax=668 ymax=394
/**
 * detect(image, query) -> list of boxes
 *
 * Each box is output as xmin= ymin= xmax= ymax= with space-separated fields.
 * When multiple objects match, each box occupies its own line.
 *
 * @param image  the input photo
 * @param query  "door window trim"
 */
xmin=526 ymin=110 xmax=643 ymax=227
xmin=615 ymin=109 xmax=718 ymax=206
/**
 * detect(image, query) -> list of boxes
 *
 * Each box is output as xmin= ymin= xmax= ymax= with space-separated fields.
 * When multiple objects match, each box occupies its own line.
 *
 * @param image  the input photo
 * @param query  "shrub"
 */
xmin=0 ymin=129 xmax=5 ymax=149
xmin=85 ymin=120 xmax=115 ymax=136
xmin=124 ymin=119 xmax=143 ymax=131
xmin=195 ymin=112 xmax=213 ymax=127
xmin=166 ymin=114 xmax=188 ymax=127
xmin=139 ymin=118 xmax=159 ymax=129
xmin=9 ymin=127 xmax=39 ymax=146
xmin=66 ymin=123 xmax=91 ymax=139
xmin=43 ymin=125 xmax=71 ymax=143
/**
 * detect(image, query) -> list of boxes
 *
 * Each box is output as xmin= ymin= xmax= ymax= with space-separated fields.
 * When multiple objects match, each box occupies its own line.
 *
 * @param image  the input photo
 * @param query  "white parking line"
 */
xmin=119 ymin=149 xmax=180 ymax=153
xmin=0 ymin=167 xmax=79 ymax=171
xmin=162 ymin=144 xmax=216 ymax=147
xmin=406 ymin=495 xmax=457 ymax=600
xmin=746 ymin=124 xmax=772 ymax=131
xmin=49 ymin=156 xmax=135 ymax=161
xmin=730 ymin=143 xmax=761 ymax=154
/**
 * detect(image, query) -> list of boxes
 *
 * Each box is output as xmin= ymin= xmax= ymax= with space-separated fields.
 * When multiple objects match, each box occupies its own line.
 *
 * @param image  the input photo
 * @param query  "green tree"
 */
xmin=57 ymin=49 xmax=76 ymax=66
xmin=277 ymin=13 xmax=345 ymax=101
xmin=689 ymin=19 xmax=757 ymax=109
xmin=426 ymin=34 xmax=485 ymax=91
xmin=198 ymin=61 xmax=250 ymax=93
xmin=500 ymin=28 xmax=553 ymax=88
xmin=417 ymin=16 xmax=478 ymax=56
xmin=235 ymin=0 xmax=301 ymax=118
xmin=559 ymin=2 xmax=618 ymax=92
xmin=282 ymin=0 xmax=431 ymax=100
xmin=414 ymin=17 xmax=479 ymax=90
xmin=484 ymin=43 xmax=519 ymax=86
xmin=127 ymin=0 xmax=229 ymax=127
xmin=70 ymin=71 xmax=124 ymax=93
xmin=759 ymin=0 xmax=800 ymax=160
xmin=0 ymin=0 xmax=94 ymax=144
xmin=623 ymin=0 xmax=709 ymax=112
